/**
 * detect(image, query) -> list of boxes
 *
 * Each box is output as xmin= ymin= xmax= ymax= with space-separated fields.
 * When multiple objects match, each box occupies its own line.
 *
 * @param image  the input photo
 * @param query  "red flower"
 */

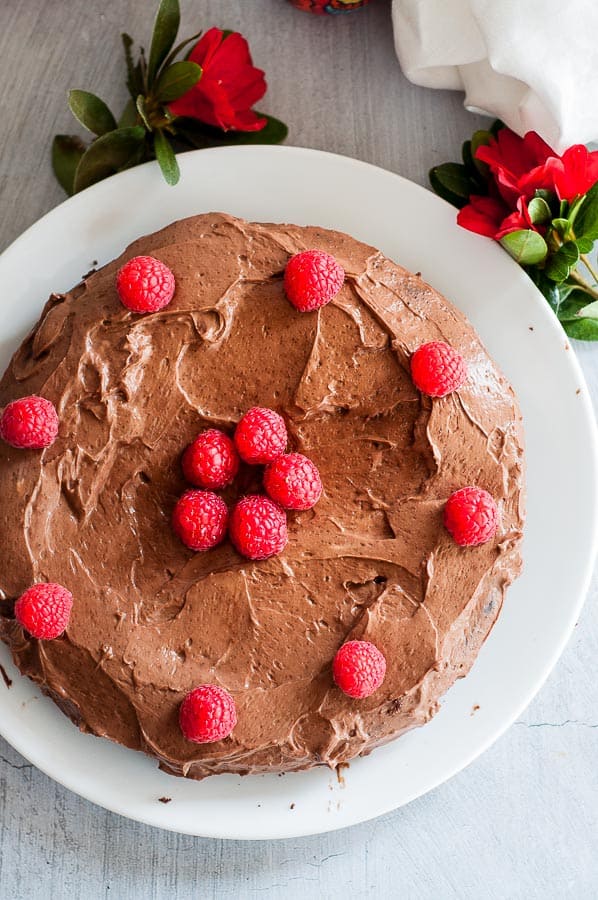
xmin=476 ymin=130 xmax=554 ymax=204
xmin=169 ymin=28 xmax=267 ymax=132
xmin=476 ymin=129 xmax=598 ymax=205
xmin=457 ymin=195 xmax=509 ymax=237
xmin=551 ymin=145 xmax=598 ymax=202
xmin=457 ymin=126 xmax=598 ymax=242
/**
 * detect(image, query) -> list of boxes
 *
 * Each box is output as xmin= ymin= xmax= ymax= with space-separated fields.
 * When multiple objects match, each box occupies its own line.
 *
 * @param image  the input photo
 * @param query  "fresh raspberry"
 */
xmin=234 ymin=407 xmax=287 ymax=464
xmin=182 ymin=429 xmax=239 ymax=490
xmin=332 ymin=640 xmax=386 ymax=699
xmin=283 ymin=249 xmax=345 ymax=312
xmin=444 ymin=486 xmax=498 ymax=547
xmin=179 ymin=684 xmax=237 ymax=744
xmin=410 ymin=341 xmax=467 ymax=398
xmin=172 ymin=490 xmax=228 ymax=551
xmin=229 ymin=495 xmax=288 ymax=560
xmin=264 ymin=452 xmax=322 ymax=510
xmin=116 ymin=255 xmax=175 ymax=313
xmin=14 ymin=583 xmax=73 ymax=640
xmin=0 ymin=395 xmax=59 ymax=450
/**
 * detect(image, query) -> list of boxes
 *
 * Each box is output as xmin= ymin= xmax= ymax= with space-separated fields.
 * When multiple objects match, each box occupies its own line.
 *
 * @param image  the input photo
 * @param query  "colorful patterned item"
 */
xmin=288 ymin=0 xmax=371 ymax=14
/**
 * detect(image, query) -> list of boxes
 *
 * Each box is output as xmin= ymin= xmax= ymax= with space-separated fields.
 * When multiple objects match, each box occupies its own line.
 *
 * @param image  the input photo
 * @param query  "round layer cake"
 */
xmin=0 ymin=213 xmax=524 ymax=778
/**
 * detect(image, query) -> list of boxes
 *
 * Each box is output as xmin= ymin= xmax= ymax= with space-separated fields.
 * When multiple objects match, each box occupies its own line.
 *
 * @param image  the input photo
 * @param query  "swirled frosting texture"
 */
xmin=0 ymin=213 xmax=524 ymax=778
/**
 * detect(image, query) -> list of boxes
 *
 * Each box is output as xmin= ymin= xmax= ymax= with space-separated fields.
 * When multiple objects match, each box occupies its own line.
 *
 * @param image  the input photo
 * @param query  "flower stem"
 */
xmin=568 ymin=269 xmax=598 ymax=302
xmin=580 ymin=253 xmax=598 ymax=283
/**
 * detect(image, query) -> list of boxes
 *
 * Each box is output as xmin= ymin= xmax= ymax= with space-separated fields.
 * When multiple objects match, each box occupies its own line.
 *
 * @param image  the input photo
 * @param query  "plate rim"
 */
xmin=0 ymin=143 xmax=597 ymax=839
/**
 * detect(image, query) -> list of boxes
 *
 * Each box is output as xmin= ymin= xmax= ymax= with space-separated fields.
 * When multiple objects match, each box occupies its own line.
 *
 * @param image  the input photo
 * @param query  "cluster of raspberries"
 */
xmin=172 ymin=407 xmax=323 ymax=560
xmin=0 ymin=247 xmax=500 ymax=746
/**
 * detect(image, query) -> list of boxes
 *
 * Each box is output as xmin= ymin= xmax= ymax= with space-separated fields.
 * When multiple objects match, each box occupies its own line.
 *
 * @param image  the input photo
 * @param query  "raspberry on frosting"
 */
xmin=283 ymin=249 xmax=345 ymax=312
xmin=332 ymin=640 xmax=387 ymax=699
xmin=14 ymin=583 xmax=73 ymax=640
xmin=172 ymin=490 xmax=228 ymax=551
xmin=444 ymin=486 xmax=498 ymax=546
xmin=179 ymin=684 xmax=237 ymax=743
xmin=0 ymin=213 xmax=525 ymax=780
xmin=229 ymin=494 xmax=288 ymax=559
xmin=264 ymin=452 xmax=322 ymax=510
xmin=182 ymin=429 xmax=239 ymax=490
xmin=410 ymin=341 xmax=467 ymax=398
xmin=116 ymin=255 xmax=175 ymax=313
xmin=0 ymin=395 xmax=59 ymax=449
xmin=234 ymin=407 xmax=287 ymax=465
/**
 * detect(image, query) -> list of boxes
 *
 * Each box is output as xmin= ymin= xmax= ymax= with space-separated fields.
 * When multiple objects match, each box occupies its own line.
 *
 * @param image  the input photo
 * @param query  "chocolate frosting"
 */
xmin=0 ymin=213 xmax=524 ymax=778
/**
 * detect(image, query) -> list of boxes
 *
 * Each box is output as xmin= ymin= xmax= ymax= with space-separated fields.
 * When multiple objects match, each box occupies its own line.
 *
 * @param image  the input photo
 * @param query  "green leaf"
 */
xmin=122 ymin=33 xmax=144 ymax=98
xmin=429 ymin=163 xmax=475 ymax=209
xmin=51 ymin=134 xmax=86 ymax=195
xmin=529 ymin=270 xmax=573 ymax=316
xmin=527 ymin=197 xmax=552 ymax=225
xmin=574 ymin=181 xmax=598 ymax=240
xmin=556 ymin=290 xmax=589 ymax=321
xmin=148 ymin=0 xmax=180 ymax=85
xmin=68 ymin=90 xmax=117 ymax=136
xmin=559 ymin=199 xmax=568 ymax=217
xmin=535 ymin=189 xmax=553 ymax=203
xmin=575 ymin=298 xmax=598 ymax=319
xmin=461 ymin=140 xmax=475 ymax=172
xmin=222 ymin=113 xmax=288 ymax=145
xmin=500 ymin=229 xmax=548 ymax=266
xmin=551 ymin=217 xmax=571 ymax=239
xmin=153 ymin=130 xmax=180 ymax=185
xmin=118 ymin=98 xmax=139 ymax=128
xmin=534 ymin=188 xmax=560 ymax=217
xmin=461 ymin=140 xmax=486 ymax=188
xmin=575 ymin=236 xmax=594 ymax=254
xmin=545 ymin=241 xmax=580 ymax=283
xmin=567 ymin=193 xmax=587 ymax=229
xmin=576 ymin=298 xmax=598 ymax=319
xmin=175 ymin=114 xmax=288 ymax=148
xmin=160 ymin=29 xmax=202 ymax=71
xmin=470 ymin=130 xmax=492 ymax=177
xmin=136 ymin=95 xmax=151 ymax=131
xmin=73 ymin=126 xmax=145 ymax=193
xmin=489 ymin=119 xmax=504 ymax=137
xmin=563 ymin=317 xmax=598 ymax=340
xmin=156 ymin=60 xmax=202 ymax=102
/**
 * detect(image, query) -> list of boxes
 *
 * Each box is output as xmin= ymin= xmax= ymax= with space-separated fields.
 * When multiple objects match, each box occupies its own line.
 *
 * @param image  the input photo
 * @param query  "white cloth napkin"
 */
xmin=392 ymin=0 xmax=598 ymax=152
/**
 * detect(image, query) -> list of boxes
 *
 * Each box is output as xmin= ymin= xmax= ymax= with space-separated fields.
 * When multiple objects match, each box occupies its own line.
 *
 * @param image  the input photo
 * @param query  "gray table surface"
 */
xmin=0 ymin=1 xmax=597 ymax=898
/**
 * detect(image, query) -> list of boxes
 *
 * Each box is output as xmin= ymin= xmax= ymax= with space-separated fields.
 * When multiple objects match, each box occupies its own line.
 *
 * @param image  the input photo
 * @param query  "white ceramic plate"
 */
xmin=0 ymin=147 xmax=596 ymax=840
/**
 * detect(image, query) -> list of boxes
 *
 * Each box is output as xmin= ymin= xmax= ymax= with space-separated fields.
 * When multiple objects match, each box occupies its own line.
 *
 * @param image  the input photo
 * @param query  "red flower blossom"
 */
xmin=457 ymin=127 xmax=598 ymax=241
xmin=476 ymin=129 xmax=598 ymax=205
xmin=169 ymin=28 xmax=267 ymax=132
xmin=457 ymin=195 xmax=509 ymax=237
xmin=494 ymin=196 xmax=536 ymax=240
xmin=551 ymin=145 xmax=598 ymax=202
xmin=476 ymin=130 xmax=554 ymax=205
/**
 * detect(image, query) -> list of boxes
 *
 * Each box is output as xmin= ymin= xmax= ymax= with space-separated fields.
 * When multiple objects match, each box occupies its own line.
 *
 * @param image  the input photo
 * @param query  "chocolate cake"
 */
xmin=0 ymin=213 xmax=524 ymax=778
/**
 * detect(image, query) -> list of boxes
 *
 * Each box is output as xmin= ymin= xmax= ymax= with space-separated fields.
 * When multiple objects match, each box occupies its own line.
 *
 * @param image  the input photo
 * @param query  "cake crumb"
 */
xmin=470 ymin=704 xmax=480 ymax=716
xmin=528 ymin=326 xmax=534 ymax=331
xmin=0 ymin=664 xmax=12 ymax=689
xmin=336 ymin=762 xmax=349 ymax=786
xmin=158 ymin=797 xmax=172 ymax=804
xmin=82 ymin=261 xmax=98 ymax=280
xmin=290 ymin=802 xmax=295 ymax=810
xmin=576 ymin=388 xmax=581 ymax=395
